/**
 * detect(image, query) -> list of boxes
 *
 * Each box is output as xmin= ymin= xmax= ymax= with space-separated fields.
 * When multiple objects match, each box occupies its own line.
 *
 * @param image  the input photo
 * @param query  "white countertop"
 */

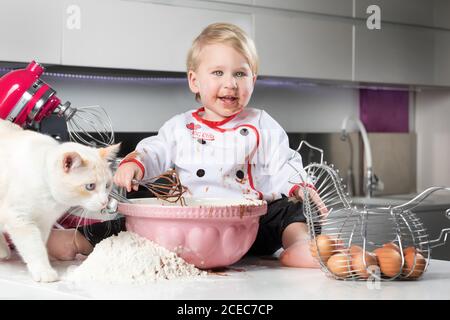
xmin=1 ymin=255 xmax=450 ymax=300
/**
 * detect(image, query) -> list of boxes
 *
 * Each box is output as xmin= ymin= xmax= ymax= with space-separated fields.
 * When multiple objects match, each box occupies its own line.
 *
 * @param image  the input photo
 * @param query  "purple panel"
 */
xmin=359 ymin=89 xmax=409 ymax=132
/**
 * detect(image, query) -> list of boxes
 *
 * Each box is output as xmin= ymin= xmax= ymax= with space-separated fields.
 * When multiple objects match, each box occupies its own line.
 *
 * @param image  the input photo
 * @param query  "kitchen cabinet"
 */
xmin=0 ymin=0 xmax=62 ymax=64
xmin=434 ymin=30 xmax=450 ymax=87
xmin=123 ymin=0 xmax=353 ymax=17
xmin=354 ymin=23 xmax=434 ymax=85
xmin=355 ymin=0 xmax=435 ymax=28
xmin=204 ymin=0 xmax=252 ymax=5
xmin=434 ymin=0 xmax=450 ymax=30
xmin=254 ymin=0 xmax=352 ymax=17
xmin=254 ymin=13 xmax=352 ymax=80
xmin=356 ymin=0 xmax=450 ymax=30
xmin=3 ymin=0 xmax=448 ymax=86
xmin=61 ymin=0 xmax=252 ymax=71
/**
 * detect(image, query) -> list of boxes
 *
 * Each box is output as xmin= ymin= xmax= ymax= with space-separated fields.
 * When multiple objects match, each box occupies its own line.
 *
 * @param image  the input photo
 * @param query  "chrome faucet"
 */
xmin=341 ymin=116 xmax=383 ymax=198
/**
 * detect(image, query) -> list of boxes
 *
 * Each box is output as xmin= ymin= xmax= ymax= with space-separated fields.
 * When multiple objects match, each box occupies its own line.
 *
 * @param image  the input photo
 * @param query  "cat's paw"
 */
xmin=30 ymin=267 xmax=59 ymax=282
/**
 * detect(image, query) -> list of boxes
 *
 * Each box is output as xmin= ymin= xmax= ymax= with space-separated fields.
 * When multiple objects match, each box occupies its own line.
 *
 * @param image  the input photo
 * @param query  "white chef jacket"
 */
xmin=131 ymin=107 xmax=308 ymax=202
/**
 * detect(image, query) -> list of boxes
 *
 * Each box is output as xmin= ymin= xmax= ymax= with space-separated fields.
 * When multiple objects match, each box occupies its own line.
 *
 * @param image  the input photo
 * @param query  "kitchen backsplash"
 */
xmin=360 ymin=89 xmax=409 ymax=133
xmin=287 ymin=132 xmax=417 ymax=197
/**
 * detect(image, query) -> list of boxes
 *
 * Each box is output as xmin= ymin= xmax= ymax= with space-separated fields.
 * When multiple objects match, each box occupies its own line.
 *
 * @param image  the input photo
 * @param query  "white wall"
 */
xmin=415 ymin=88 xmax=450 ymax=191
xmin=42 ymin=74 xmax=359 ymax=133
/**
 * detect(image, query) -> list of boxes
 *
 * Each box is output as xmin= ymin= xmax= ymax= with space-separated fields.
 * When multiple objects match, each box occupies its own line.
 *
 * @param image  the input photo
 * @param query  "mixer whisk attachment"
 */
xmin=132 ymin=169 xmax=188 ymax=206
xmin=0 ymin=61 xmax=114 ymax=148
xmin=290 ymin=140 xmax=450 ymax=281
xmin=55 ymin=104 xmax=115 ymax=147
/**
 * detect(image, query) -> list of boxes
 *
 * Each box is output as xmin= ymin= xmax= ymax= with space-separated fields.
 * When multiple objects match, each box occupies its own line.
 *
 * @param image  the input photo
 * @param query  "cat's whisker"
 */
xmin=74 ymin=209 xmax=86 ymax=232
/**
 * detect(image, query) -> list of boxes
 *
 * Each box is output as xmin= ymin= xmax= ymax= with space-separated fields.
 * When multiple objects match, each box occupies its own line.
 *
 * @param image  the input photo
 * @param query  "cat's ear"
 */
xmin=62 ymin=152 xmax=83 ymax=173
xmin=99 ymin=143 xmax=121 ymax=161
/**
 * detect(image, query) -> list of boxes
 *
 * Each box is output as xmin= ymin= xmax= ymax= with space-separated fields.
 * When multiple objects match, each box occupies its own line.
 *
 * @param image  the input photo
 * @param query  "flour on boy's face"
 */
xmin=190 ymin=43 xmax=256 ymax=121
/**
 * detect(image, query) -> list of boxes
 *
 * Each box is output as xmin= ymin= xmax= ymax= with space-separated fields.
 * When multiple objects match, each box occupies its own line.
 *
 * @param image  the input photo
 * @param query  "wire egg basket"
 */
xmin=290 ymin=140 xmax=450 ymax=281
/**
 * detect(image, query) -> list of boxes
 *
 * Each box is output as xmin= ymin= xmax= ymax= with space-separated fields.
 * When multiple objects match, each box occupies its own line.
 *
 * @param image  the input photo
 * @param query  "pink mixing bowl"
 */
xmin=118 ymin=198 xmax=267 ymax=269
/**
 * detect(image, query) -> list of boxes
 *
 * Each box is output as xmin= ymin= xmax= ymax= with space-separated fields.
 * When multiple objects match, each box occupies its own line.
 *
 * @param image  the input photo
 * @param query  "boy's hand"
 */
xmin=295 ymin=186 xmax=329 ymax=218
xmin=113 ymin=162 xmax=144 ymax=192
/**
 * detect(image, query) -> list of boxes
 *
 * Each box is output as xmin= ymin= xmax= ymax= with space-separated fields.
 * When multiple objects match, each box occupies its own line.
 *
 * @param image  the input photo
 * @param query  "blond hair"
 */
xmin=187 ymin=23 xmax=259 ymax=100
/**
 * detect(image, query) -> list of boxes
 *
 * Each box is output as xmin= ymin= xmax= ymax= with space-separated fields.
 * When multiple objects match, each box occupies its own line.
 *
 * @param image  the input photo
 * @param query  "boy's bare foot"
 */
xmin=280 ymin=222 xmax=320 ymax=268
xmin=280 ymin=240 xmax=320 ymax=268
xmin=47 ymin=229 xmax=93 ymax=261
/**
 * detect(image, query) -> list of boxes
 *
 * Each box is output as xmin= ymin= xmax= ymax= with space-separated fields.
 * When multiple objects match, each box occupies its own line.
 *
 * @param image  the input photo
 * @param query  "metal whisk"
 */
xmin=106 ymin=168 xmax=188 ymax=215
xmin=132 ymin=169 xmax=188 ymax=206
xmin=54 ymin=103 xmax=114 ymax=147
xmin=290 ymin=140 xmax=450 ymax=281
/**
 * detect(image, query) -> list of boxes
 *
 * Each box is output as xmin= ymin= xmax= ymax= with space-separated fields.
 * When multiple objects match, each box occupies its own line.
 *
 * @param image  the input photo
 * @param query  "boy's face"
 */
xmin=188 ymin=43 xmax=256 ymax=121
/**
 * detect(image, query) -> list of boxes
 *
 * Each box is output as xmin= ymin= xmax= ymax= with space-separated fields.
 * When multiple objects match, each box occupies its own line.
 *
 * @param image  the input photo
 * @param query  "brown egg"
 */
xmin=349 ymin=245 xmax=363 ymax=255
xmin=350 ymin=246 xmax=378 ymax=279
xmin=310 ymin=235 xmax=335 ymax=263
xmin=402 ymin=251 xmax=426 ymax=279
xmin=373 ymin=247 xmax=402 ymax=278
xmin=327 ymin=252 xmax=352 ymax=278
xmin=403 ymin=246 xmax=418 ymax=256
xmin=383 ymin=242 xmax=401 ymax=254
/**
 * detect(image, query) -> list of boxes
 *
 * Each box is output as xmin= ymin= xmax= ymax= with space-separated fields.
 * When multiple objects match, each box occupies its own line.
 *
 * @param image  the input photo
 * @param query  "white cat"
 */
xmin=0 ymin=119 xmax=120 ymax=282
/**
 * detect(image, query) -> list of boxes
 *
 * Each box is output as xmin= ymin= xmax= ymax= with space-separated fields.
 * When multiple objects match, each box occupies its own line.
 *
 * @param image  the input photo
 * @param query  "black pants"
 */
xmin=78 ymin=196 xmax=313 ymax=256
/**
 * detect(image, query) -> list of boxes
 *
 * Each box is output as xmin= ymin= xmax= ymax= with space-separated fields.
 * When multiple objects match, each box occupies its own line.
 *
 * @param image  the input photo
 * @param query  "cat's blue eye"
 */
xmin=235 ymin=71 xmax=247 ymax=77
xmin=85 ymin=183 xmax=96 ymax=191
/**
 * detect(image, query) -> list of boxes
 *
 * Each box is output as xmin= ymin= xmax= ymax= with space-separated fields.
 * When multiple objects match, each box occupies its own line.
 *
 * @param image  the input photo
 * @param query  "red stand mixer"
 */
xmin=0 ymin=61 xmax=114 ymax=146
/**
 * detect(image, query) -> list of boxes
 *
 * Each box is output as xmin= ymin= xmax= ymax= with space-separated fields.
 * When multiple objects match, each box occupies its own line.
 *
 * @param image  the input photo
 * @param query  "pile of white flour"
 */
xmin=66 ymin=231 xmax=206 ymax=284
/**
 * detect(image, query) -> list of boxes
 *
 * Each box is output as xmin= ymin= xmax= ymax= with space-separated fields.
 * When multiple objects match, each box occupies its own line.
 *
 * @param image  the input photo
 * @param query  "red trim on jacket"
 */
xmin=192 ymin=107 xmax=241 ymax=132
xmin=223 ymin=124 xmax=260 ymax=147
xmin=230 ymin=125 xmax=262 ymax=199
xmin=223 ymin=124 xmax=262 ymax=200
xmin=191 ymin=108 xmax=263 ymax=199
xmin=246 ymin=162 xmax=263 ymax=200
